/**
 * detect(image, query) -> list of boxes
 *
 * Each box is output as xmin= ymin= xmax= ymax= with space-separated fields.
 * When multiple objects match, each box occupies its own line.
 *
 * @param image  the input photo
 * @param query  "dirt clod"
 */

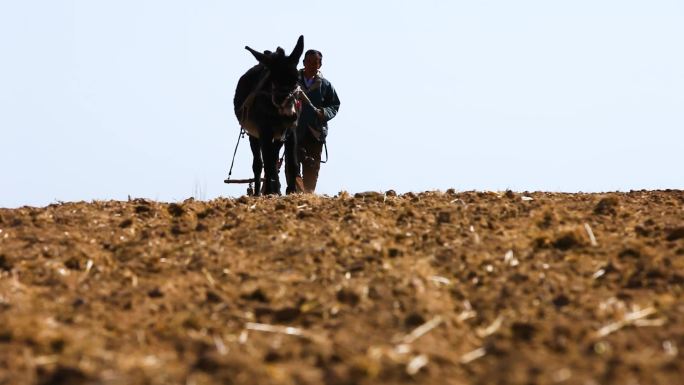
xmin=666 ymin=227 xmax=684 ymax=241
xmin=273 ymin=307 xmax=301 ymax=323
xmin=552 ymin=294 xmax=570 ymax=308
xmin=38 ymin=366 xmax=89 ymax=385
xmin=0 ymin=255 xmax=12 ymax=272
xmin=242 ymin=288 xmax=269 ymax=303
xmin=147 ymin=287 xmax=164 ymax=298
xmin=205 ymin=290 xmax=223 ymax=303
xmin=64 ymin=257 xmax=81 ymax=270
xmin=354 ymin=191 xmax=384 ymax=201
xmin=511 ymin=322 xmax=536 ymax=341
xmin=618 ymin=248 xmax=642 ymax=260
xmin=167 ymin=203 xmax=185 ymax=217
xmin=135 ymin=205 xmax=152 ymax=214
xmin=436 ymin=211 xmax=451 ymax=224
xmin=404 ymin=312 xmax=426 ymax=328
xmin=594 ymin=197 xmax=619 ymax=215
xmin=553 ymin=232 xmax=583 ymax=250
xmin=336 ymin=288 xmax=360 ymax=306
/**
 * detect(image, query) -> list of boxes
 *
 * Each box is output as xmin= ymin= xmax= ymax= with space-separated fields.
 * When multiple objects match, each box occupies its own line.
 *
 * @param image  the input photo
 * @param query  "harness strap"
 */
xmin=238 ymin=69 xmax=271 ymax=125
xmin=321 ymin=142 xmax=328 ymax=164
xmin=225 ymin=128 xmax=245 ymax=182
xmin=294 ymin=87 xmax=317 ymax=110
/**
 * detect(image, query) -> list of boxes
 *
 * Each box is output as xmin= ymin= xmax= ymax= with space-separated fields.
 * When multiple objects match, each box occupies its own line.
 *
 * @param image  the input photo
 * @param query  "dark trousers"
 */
xmin=287 ymin=134 xmax=322 ymax=193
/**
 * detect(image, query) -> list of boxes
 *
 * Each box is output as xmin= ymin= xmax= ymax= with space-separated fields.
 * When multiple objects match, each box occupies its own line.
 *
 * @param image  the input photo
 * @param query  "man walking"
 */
xmin=289 ymin=49 xmax=340 ymax=193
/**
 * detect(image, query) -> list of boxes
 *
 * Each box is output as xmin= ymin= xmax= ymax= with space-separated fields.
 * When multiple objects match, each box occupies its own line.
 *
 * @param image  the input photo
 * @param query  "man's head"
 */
xmin=303 ymin=49 xmax=323 ymax=73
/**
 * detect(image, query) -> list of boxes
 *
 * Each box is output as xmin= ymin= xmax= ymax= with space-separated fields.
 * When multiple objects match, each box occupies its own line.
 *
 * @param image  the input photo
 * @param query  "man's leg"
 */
xmin=284 ymin=141 xmax=306 ymax=193
xmin=301 ymin=137 xmax=323 ymax=193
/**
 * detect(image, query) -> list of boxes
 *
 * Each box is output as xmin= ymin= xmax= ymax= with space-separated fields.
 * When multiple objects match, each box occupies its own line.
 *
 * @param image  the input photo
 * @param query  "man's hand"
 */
xmin=316 ymin=108 xmax=325 ymax=120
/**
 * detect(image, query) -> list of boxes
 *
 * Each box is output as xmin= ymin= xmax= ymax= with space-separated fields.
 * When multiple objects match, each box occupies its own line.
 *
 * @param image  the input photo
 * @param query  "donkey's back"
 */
xmin=234 ymin=64 xmax=269 ymax=137
xmin=234 ymin=64 xmax=261 ymax=119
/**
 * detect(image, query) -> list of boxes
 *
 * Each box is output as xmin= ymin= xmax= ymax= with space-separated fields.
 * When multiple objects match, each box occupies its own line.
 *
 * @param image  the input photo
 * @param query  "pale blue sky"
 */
xmin=2 ymin=1 xmax=683 ymax=208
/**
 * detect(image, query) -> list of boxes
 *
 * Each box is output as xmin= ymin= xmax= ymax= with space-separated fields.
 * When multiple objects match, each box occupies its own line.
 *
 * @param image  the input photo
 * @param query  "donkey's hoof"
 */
xmin=263 ymin=179 xmax=281 ymax=196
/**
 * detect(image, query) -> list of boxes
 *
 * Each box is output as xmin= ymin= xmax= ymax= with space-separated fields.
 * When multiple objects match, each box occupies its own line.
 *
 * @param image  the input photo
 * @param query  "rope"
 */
xmin=225 ymin=128 xmax=245 ymax=181
xmin=296 ymin=87 xmax=331 ymax=165
xmin=294 ymin=87 xmax=317 ymax=110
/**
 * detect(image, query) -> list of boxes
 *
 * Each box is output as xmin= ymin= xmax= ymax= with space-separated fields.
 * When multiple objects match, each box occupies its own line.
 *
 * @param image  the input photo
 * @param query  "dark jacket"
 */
xmin=297 ymin=70 xmax=340 ymax=143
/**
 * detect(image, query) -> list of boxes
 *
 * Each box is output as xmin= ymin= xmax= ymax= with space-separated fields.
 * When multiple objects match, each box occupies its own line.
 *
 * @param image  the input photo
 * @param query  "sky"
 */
xmin=1 ymin=0 xmax=683 ymax=208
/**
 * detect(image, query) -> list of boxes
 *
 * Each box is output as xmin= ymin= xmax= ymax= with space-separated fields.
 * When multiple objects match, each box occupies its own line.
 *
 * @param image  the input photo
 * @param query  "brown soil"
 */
xmin=0 ymin=190 xmax=683 ymax=385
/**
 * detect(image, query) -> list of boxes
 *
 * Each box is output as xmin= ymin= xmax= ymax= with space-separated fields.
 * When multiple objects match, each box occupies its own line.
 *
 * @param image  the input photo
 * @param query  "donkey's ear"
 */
xmin=245 ymin=46 xmax=271 ymax=66
xmin=289 ymin=35 xmax=304 ymax=64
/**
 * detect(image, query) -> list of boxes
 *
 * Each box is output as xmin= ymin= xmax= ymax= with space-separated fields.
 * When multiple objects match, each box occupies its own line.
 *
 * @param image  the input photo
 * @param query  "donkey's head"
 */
xmin=245 ymin=35 xmax=304 ymax=116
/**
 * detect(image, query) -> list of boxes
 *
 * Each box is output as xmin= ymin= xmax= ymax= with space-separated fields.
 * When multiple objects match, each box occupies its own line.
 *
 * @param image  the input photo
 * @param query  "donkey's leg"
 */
xmin=274 ymin=140 xmax=284 ymax=194
xmin=259 ymin=133 xmax=279 ymax=195
xmin=284 ymin=131 xmax=299 ymax=194
xmin=249 ymin=136 xmax=262 ymax=196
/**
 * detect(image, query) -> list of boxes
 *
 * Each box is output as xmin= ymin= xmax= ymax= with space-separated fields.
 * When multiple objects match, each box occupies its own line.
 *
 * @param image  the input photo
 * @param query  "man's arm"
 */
xmin=319 ymin=81 xmax=340 ymax=122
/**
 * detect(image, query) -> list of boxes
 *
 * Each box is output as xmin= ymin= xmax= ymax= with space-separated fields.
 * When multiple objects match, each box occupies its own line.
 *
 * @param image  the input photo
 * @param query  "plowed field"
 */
xmin=1 ymin=190 xmax=683 ymax=385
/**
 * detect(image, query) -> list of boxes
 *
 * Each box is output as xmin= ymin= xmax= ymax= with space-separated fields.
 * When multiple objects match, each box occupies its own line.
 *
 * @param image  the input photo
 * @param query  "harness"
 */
xmin=237 ymin=70 xmax=269 ymax=126
xmin=238 ymin=70 xmax=302 ymax=128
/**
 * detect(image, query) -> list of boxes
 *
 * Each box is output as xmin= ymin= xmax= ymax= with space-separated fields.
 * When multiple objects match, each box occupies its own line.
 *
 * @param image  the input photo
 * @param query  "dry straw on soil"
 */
xmin=0 ymin=190 xmax=683 ymax=385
